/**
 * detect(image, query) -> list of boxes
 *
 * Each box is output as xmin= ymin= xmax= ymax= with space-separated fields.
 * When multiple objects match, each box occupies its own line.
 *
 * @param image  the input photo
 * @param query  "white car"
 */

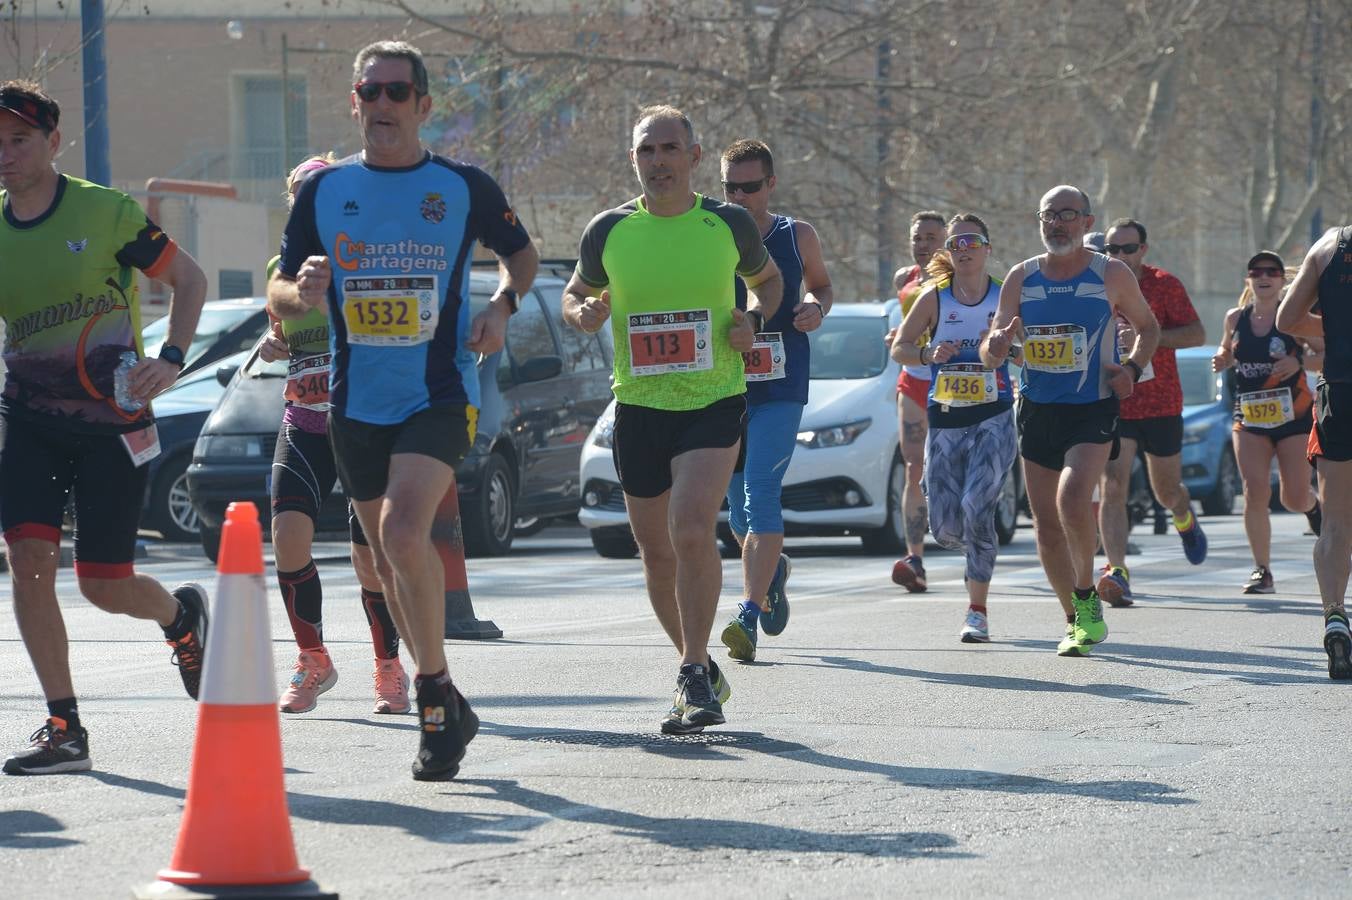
xmin=578 ymin=301 xmax=909 ymax=558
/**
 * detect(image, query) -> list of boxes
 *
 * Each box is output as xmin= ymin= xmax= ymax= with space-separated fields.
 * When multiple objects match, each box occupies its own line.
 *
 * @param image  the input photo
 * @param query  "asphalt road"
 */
xmin=1 ymin=513 xmax=1347 ymax=898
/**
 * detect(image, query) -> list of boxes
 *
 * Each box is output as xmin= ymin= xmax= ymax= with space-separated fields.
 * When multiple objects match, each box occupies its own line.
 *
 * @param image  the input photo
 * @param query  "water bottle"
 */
xmin=114 ymin=350 xmax=145 ymax=412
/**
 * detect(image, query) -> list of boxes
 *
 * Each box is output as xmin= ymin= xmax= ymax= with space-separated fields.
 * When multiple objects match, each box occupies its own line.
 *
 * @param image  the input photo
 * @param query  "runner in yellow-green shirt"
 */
xmin=563 ymin=105 xmax=782 ymax=734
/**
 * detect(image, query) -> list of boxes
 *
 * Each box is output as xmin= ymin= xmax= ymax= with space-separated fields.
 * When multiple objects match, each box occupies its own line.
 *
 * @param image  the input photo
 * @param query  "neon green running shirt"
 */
xmin=0 ymin=175 xmax=177 ymax=433
xmin=576 ymin=194 xmax=769 ymax=411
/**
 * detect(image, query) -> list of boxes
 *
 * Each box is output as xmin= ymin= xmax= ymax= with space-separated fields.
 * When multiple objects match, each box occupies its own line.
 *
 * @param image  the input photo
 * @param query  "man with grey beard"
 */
xmin=980 ymin=185 xmax=1159 ymax=657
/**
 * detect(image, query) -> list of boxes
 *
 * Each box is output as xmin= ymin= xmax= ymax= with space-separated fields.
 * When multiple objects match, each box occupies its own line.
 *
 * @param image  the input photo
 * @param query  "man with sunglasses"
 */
xmin=269 ymin=41 xmax=539 ymax=781
xmin=981 ymin=185 xmax=1159 ymax=657
xmin=714 ymin=139 xmax=833 ymax=664
xmin=888 ymin=210 xmax=946 ymax=592
xmin=564 ymin=106 xmax=782 ymax=734
xmin=1094 ymin=218 xmax=1208 ymax=606
xmin=1277 ymin=226 xmax=1352 ymax=679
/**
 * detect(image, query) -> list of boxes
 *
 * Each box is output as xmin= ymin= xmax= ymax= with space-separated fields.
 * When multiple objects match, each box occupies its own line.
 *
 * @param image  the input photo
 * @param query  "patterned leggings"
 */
xmin=924 ymin=410 xmax=1018 ymax=584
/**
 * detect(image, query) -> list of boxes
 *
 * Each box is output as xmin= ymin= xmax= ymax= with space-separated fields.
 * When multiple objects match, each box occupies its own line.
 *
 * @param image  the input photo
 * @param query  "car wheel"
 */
xmin=1201 ymin=447 xmax=1238 ymax=516
xmin=149 ymin=454 xmax=200 ymax=542
xmin=861 ymin=453 xmax=905 ymax=554
xmin=590 ymin=525 xmax=639 ymax=559
xmin=995 ymin=464 xmax=1019 ymax=546
xmin=199 ymin=526 xmax=221 ymax=564
xmin=514 ymin=516 xmax=551 ymax=538
xmin=462 ymin=453 xmax=515 ymax=557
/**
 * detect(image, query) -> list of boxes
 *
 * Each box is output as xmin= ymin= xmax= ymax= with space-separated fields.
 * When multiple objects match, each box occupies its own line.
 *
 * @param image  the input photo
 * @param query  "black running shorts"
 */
xmin=328 ymin=404 xmax=476 ymax=502
xmin=1312 ymin=381 xmax=1352 ymax=463
xmin=1 ymin=414 xmax=147 ymax=578
xmin=1017 ymin=396 xmax=1120 ymax=471
xmin=270 ymin=423 xmax=367 ymax=544
xmin=613 ymin=395 xmax=747 ymax=499
xmin=1117 ymin=415 xmax=1183 ymax=458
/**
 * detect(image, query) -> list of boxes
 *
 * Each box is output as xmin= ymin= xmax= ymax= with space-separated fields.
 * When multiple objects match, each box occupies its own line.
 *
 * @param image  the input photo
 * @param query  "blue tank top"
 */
xmin=1016 ymin=253 xmax=1117 ymax=405
xmin=926 ymin=276 xmax=1012 ymax=427
xmin=735 ymin=215 xmax=809 ymax=405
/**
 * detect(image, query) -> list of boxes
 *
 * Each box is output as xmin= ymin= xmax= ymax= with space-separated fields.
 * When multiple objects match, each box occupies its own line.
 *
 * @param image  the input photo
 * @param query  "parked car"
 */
xmin=139 ymin=351 xmax=250 ymax=541
xmin=1176 ymin=347 xmax=1241 ymax=515
xmin=141 ymin=296 xmax=270 ymax=378
xmin=187 ymin=267 xmax=612 ymax=561
xmin=578 ymin=301 xmax=1025 ymax=558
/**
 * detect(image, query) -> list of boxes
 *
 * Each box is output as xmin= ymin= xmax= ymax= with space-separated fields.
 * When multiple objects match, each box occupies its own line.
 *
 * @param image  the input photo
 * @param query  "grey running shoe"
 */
xmin=660 ymin=663 xmax=725 ymax=735
xmin=3 ymin=719 xmax=91 ymax=775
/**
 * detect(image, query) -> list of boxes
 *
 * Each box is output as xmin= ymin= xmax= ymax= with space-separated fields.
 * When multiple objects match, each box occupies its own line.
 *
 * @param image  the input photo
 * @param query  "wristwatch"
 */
xmin=158 ymin=344 xmax=186 ymax=369
xmin=1124 ymin=359 xmax=1143 ymax=382
xmin=746 ymin=309 xmax=765 ymax=333
xmin=494 ymin=288 xmax=519 ymax=314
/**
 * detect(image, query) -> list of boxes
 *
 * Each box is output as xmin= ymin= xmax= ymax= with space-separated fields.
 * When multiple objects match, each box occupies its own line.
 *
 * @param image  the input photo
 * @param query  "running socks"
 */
xmin=361 ymin=587 xmax=400 ymax=660
xmin=278 ymin=560 xmax=324 ymax=650
xmin=46 ymin=698 xmax=80 ymax=733
xmin=162 ymin=594 xmax=197 ymax=640
xmin=738 ymin=599 xmax=762 ymax=622
xmin=1174 ymin=509 xmax=1195 ymax=532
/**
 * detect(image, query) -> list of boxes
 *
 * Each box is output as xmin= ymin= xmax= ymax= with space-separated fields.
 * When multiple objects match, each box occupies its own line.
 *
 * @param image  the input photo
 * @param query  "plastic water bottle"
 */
xmin=114 ymin=350 xmax=145 ymax=412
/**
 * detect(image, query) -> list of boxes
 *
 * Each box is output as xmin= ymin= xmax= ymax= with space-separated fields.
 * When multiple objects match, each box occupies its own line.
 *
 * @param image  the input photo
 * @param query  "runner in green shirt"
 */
xmin=563 ymin=105 xmax=783 ymax=734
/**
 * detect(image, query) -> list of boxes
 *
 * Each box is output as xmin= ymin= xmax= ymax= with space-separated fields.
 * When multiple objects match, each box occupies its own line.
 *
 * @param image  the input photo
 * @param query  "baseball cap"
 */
xmin=1246 ymin=250 xmax=1285 ymax=271
xmin=1083 ymin=231 xmax=1106 ymax=252
xmin=0 ymin=87 xmax=57 ymax=132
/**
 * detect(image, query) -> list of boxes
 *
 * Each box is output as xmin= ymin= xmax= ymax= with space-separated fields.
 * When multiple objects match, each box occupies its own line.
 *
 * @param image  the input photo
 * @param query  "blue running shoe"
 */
xmin=1178 ymin=516 xmax=1207 ymax=565
xmin=761 ymin=554 xmax=792 ymax=636
xmin=720 ymin=602 xmax=759 ymax=662
xmin=1095 ymin=565 xmax=1133 ymax=608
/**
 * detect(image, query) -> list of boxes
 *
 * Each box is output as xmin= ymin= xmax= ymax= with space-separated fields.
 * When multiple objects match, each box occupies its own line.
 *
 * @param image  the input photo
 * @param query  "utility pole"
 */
xmin=1308 ymin=0 xmax=1323 ymax=244
xmin=81 ymin=0 xmax=111 ymax=185
xmin=876 ymin=38 xmax=892 ymax=299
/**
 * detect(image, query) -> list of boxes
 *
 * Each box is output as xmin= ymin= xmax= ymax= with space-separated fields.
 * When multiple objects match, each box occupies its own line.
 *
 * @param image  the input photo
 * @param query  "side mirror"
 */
xmin=216 ymin=363 xmax=239 ymax=387
xmin=516 ymin=355 xmax=564 ymax=384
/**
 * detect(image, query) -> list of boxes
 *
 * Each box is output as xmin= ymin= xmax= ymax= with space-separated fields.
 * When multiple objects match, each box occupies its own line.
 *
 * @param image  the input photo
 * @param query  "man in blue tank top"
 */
xmin=269 ymin=41 xmax=539 ymax=781
xmin=981 ymin=185 xmax=1159 ymax=658
xmin=714 ymin=139 xmax=833 ymax=664
xmin=1277 ymin=225 xmax=1352 ymax=679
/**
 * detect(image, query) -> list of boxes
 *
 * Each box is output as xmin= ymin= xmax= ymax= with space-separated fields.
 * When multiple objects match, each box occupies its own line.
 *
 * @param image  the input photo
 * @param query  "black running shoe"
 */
xmin=1325 ymin=618 xmax=1352 ymax=681
xmin=3 ymin=718 xmax=91 ymax=775
xmin=1306 ymin=500 xmax=1323 ymax=537
xmin=659 ymin=663 xmax=725 ymax=735
xmin=1243 ymin=567 xmax=1275 ymax=595
xmin=412 ymin=677 xmax=479 ymax=782
xmin=166 ymin=583 xmax=209 ymax=700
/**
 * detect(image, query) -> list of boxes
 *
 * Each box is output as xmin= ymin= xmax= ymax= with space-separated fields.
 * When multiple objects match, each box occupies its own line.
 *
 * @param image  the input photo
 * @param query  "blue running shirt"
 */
xmin=1016 ymin=253 xmax=1117 ymax=404
xmin=278 ymin=153 xmax=530 ymax=424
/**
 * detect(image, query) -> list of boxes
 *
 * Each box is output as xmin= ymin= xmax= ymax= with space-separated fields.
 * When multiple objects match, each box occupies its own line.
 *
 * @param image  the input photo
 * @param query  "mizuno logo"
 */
xmin=343 ymin=200 xmax=360 ymax=215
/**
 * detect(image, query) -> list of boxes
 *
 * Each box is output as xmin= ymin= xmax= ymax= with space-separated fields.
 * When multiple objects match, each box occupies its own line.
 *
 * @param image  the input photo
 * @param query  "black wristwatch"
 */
xmin=1124 ymin=359 xmax=1143 ymax=382
xmin=746 ymin=309 xmax=765 ymax=333
xmin=158 ymin=344 xmax=186 ymax=369
xmin=494 ymin=288 xmax=519 ymax=314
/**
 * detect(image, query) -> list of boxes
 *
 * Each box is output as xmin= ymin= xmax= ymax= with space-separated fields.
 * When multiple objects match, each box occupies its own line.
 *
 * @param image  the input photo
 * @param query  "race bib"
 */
xmin=1239 ymin=387 xmax=1294 ymax=429
xmin=284 ymin=353 xmax=331 ymax=410
xmin=1023 ymin=323 xmax=1087 ymax=373
xmin=933 ymin=363 xmax=996 ymax=408
xmin=342 ymin=276 xmax=439 ymax=347
xmin=119 ymin=423 xmax=161 ymax=468
xmin=628 ymin=309 xmax=713 ymax=377
xmin=1117 ymin=328 xmax=1154 ymax=382
xmin=742 ymin=332 xmax=786 ymax=382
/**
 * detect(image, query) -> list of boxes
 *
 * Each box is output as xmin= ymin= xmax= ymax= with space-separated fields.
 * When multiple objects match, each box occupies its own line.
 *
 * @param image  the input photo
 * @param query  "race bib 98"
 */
xmin=742 ymin=332 xmax=786 ymax=382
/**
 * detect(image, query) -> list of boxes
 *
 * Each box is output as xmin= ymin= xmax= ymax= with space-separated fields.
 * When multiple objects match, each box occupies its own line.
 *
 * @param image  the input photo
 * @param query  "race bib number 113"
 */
xmin=628 ymin=309 xmax=713 ymax=376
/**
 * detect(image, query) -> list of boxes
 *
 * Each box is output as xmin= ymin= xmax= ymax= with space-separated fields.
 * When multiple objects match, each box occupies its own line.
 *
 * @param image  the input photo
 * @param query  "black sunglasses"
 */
xmin=1104 ymin=242 xmax=1141 ymax=255
xmin=722 ymin=179 xmax=765 ymax=195
xmin=353 ymin=80 xmax=417 ymax=103
xmin=1248 ymin=266 xmax=1282 ymax=278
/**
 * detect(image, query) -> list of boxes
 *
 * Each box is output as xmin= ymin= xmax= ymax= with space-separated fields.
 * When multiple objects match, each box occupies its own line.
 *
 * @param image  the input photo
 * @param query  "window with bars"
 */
xmin=232 ymin=74 xmax=308 ymax=181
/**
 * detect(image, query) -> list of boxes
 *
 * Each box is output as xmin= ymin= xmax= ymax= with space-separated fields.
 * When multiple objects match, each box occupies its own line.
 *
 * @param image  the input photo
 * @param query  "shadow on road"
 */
xmin=0 ymin=809 xmax=80 ymax=849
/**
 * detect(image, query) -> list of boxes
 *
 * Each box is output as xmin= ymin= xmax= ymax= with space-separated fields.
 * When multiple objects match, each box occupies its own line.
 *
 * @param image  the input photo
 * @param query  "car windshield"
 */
xmin=1178 ymin=354 xmax=1222 ymax=406
xmin=143 ymin=305 xmax=258 ymax=363
xmin=808 ymin=316 xmax=888 ymax=380
xmin=158 ymin=373 xmax=224 ymax=406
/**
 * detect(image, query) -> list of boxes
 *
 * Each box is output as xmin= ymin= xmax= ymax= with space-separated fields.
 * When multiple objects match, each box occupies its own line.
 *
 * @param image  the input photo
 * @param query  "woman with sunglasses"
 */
xmin=891 ymin=214 xmax=1016 ymax=642
xmin=1211 ymin=251 xmax=1323 ymax=594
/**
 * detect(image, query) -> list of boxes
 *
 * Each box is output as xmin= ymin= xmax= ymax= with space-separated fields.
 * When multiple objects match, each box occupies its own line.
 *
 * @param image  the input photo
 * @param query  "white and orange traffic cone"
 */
xmin=135 ymin=501 xmax=337 ymax=899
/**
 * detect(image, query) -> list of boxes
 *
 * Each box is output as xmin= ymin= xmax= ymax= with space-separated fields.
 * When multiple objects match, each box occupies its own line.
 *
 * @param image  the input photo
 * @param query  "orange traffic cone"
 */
xmin=135 ymin=501 xmax=337 ymax=899
xmin=433 ymin=484 xmax=501 ymax=639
